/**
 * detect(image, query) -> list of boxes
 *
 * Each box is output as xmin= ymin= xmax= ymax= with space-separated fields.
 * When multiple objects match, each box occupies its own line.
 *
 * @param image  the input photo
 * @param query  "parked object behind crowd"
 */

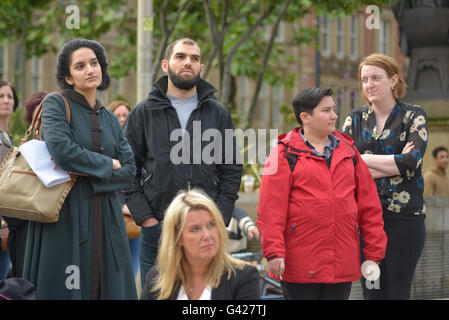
xmin=23 ymin=39 xmax=137 ymax=299
xmin=342 ymin=53 xmax=428 ymax=300
xmin=141 ymin=189 xmax=260 ymax=300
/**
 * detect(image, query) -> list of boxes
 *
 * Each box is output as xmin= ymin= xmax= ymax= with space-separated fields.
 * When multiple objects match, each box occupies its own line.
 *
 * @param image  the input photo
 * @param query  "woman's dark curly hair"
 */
xmin=56 ymin=39 xmax=110 ymax=91
xmin=25 ymin=91 xmax=47 ymax=125
xmin=0 ymin=80 xmax=19 ymax=111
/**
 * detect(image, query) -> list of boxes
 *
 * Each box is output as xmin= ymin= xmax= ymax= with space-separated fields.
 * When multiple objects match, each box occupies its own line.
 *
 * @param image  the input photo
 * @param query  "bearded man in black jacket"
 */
xmin=123 ymin=38 xmax=242 ymax=286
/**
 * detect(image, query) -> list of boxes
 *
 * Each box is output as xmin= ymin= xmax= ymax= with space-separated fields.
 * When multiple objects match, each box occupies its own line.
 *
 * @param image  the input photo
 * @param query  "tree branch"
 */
xmin=245 ymin=0 xmax=293 ymax=128
xmin=221 ymin=4 xmax=276 ymax=107
xmin=151 ymin=0 xmax=190 ymax=80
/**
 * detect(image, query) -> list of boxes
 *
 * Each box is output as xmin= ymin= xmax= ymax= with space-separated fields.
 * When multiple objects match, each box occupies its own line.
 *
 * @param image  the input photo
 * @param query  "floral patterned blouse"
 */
xmin=342 ymin=101 xmax=428 ymax=217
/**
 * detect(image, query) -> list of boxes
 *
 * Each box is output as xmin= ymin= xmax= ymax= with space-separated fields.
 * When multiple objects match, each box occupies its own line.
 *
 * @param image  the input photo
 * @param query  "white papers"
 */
xmin=19 ymin=140 xmax=72 ymax=188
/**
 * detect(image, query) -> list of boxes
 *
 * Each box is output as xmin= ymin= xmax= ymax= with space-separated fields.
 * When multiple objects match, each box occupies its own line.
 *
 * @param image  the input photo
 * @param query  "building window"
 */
xmin=238 ymin=76 xmax=248 ymax=119
xmin=0 ymin=46 xmax=4 ymax=80
xmin=379 ymin=19 xmax=390 ymax=55
xmin=14 ymin=44 xmax=25 ymax=97
xmin=336 ymin=18 xmax=344 ymax=58
xmin=111 ymin=77 xmax=120 ymax=99
xmin=258 ymin=82 xmax=268 ymax=124
xmin=320 ymin=15 xmax=330 ymax=56
xmin=31 ymin=56 xmax=40 ymax=92
xmin=264 ymin=22 xmax=284 ymax=42
xmin=350 ymin=90 xmax=358 ymax=111
xmin=272 ymin=85 xmax=282 ymax=126
xmin=349 ymin=15 xmax=358 ymax=60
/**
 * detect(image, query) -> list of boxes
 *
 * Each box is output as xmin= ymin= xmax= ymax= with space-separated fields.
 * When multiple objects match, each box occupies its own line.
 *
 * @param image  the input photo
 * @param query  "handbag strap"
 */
xmin=20 ymin=92 xmax=71 ymax=146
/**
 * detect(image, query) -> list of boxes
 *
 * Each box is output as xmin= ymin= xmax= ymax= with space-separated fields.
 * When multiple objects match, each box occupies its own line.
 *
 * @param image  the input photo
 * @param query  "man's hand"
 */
xmin=122 ymin=204 xmax=131 ymax=216
xmin=141 ymin=217 xmax=159 ymax=227
xmin=268 ymin=257 xmax=285 ymax=280
xmin=247 ymin=226 xmax=260 ymax=240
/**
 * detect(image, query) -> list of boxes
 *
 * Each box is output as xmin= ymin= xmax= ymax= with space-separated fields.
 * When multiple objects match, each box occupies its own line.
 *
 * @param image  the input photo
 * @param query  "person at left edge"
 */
xmin=23 ymin=39 xmax=137 ymax=300
xmin=1 ymin=90 xmax=47 ymax=280
xmin=0 ymin=80 xmax=19 ymax=280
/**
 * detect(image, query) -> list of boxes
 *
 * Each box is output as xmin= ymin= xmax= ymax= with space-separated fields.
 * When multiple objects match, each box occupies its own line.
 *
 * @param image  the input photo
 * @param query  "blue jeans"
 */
xmin=140 ymin=223 xmax=162 ymax=288
xmin=0 ymin=250 xmax=10 ymax=280
xmin=128 ymin=238 xmax=141 ymax=279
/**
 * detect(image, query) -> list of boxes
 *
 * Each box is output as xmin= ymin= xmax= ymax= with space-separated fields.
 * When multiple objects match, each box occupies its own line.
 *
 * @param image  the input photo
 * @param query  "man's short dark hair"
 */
xmin=164 ymin=38 xmax=200 ymax=61
xmin=432 ymin=146 xmax=448 ymax=158
xmin=292 ymin=87 xmax=333 ymax=125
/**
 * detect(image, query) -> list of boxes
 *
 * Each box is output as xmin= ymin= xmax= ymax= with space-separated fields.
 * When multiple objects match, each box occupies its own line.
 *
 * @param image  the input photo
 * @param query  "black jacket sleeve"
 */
xmin=123 ymin=104 xmax=154 ymax=225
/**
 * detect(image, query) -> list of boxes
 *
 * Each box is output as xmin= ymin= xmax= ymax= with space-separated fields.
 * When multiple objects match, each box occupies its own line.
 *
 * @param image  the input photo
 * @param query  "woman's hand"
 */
xmin=402 ymin=141 xmax=414 ymax=154
xmin=268 ymin=257 xmax=285 ymax=280
xmin=112 ymin=159 xmax=122 ymax=170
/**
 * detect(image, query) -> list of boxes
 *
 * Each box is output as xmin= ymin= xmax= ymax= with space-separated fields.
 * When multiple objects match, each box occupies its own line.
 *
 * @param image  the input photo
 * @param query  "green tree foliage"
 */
xmin=1 ymin=0 xmax=395 ymax=136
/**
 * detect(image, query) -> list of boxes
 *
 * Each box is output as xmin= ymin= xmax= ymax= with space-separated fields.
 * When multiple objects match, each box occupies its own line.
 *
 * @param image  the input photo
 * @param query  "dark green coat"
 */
xmin=23 ymin=90 xmax=137 ymax=299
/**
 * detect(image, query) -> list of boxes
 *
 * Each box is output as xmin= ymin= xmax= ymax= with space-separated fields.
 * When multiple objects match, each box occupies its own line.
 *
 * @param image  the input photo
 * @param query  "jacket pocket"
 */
xmin=286 ymin=223 xmax=296 ymax=249
xmin=355 ymin=223 xmax=360 ymax=242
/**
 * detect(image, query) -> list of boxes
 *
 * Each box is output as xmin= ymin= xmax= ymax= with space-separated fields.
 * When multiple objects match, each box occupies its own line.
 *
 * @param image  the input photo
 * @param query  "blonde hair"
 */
xmin=358 ymin=53 xmax=408 ymax=104
xmin=152 ymin=189 xmax=247 ymax=300
xmin=107 ymin=100 xmax=130 ymax=113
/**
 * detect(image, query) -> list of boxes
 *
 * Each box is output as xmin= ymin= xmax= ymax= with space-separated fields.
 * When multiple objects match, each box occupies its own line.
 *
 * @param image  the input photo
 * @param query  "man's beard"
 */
xmin=168 ymin=66 xmax=201 ymax=91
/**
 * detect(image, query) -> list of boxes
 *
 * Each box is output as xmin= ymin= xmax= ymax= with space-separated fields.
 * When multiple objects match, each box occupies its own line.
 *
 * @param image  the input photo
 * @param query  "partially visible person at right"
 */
xmin=342 ymin=53 xmax=428 ymax=300
xmin=423 ymin=146 xmax=449 ymax=196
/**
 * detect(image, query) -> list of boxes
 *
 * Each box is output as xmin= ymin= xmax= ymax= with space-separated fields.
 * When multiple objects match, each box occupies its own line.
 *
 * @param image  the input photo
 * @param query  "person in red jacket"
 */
xmin=257 ymin=88 xmax=387 ymax=300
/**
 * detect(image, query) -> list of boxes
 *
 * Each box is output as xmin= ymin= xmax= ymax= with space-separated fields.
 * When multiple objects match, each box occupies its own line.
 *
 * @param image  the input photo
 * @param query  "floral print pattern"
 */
xmin=342 ymin=101 xmax=428 ymax=216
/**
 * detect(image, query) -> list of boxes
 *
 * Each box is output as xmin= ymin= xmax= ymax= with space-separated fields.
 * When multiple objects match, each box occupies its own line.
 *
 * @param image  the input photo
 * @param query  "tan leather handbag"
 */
xmin=124 ymin=214 xmax=141 ymax=239
xmin=0 ymin=218 xmax=8 ymax=251
xmin=0 ymin=92 xmax=77 ymax=223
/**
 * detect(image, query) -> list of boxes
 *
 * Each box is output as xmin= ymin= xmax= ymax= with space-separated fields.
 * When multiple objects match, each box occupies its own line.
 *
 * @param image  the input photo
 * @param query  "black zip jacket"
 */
xmin=123 ymin=76 xmax=242 ymax=226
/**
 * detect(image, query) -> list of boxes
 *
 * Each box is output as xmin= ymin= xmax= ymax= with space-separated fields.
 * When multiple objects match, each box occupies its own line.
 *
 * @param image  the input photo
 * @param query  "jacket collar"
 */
xmin=279 ymin=127 xmax=355 ymax=160
xmin=61 ymin=89 xmax=103 ymax=110
xmin=149 ymin=75 xmax=217 ymax=105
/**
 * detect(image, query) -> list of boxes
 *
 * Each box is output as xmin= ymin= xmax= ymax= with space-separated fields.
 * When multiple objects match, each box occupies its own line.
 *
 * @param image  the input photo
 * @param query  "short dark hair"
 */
xmin=56 ymin=39 xmax=110 ymax=91
xmin=0 ymin=80 xmax=19 ymax=111
xmin=432 ymin=146 xmax=448 ymax=158
xmin=164 ymin=38 xmax=200 ymax=61
xmin=25 ymin=91 xmax=47 ymax=125
xmin=292 ymin=87 xmax=333 ymax=125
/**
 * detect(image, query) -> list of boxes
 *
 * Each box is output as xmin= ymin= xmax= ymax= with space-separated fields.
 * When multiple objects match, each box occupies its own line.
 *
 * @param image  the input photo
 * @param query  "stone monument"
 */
xmin=392 ymin=0 xmax=449 ymax=172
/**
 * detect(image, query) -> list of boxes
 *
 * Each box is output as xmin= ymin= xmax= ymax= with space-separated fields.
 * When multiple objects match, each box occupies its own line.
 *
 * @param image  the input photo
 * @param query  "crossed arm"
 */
xmin=361 ymin=141 xmax=414 ymax=179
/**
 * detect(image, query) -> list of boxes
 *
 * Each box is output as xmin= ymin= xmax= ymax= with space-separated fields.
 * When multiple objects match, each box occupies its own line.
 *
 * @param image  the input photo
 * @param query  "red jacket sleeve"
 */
xmin=256 ymin=144 xmax=292 ymax=261
xmin=354 ymin=149 xmax=387 ymax=263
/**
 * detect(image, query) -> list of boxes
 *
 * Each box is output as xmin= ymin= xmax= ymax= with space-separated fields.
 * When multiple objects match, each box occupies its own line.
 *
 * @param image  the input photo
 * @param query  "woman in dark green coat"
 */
xmin=23 ymin=39 xmax=137 ymax=299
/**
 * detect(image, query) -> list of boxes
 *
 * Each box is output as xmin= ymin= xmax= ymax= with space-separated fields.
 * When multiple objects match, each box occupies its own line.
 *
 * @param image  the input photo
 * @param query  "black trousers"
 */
xmin=280 ymin=281 xmax=352 ymax=300
xmin=3 ymin=218 xmax=28 ymax=278
xmin=360 ymin=214 xmax=425 ymax=300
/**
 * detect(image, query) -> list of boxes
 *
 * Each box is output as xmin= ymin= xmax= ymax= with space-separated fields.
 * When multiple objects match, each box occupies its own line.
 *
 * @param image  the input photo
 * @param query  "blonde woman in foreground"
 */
xmin=140 ymin=189 xmax=260 ymax=300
